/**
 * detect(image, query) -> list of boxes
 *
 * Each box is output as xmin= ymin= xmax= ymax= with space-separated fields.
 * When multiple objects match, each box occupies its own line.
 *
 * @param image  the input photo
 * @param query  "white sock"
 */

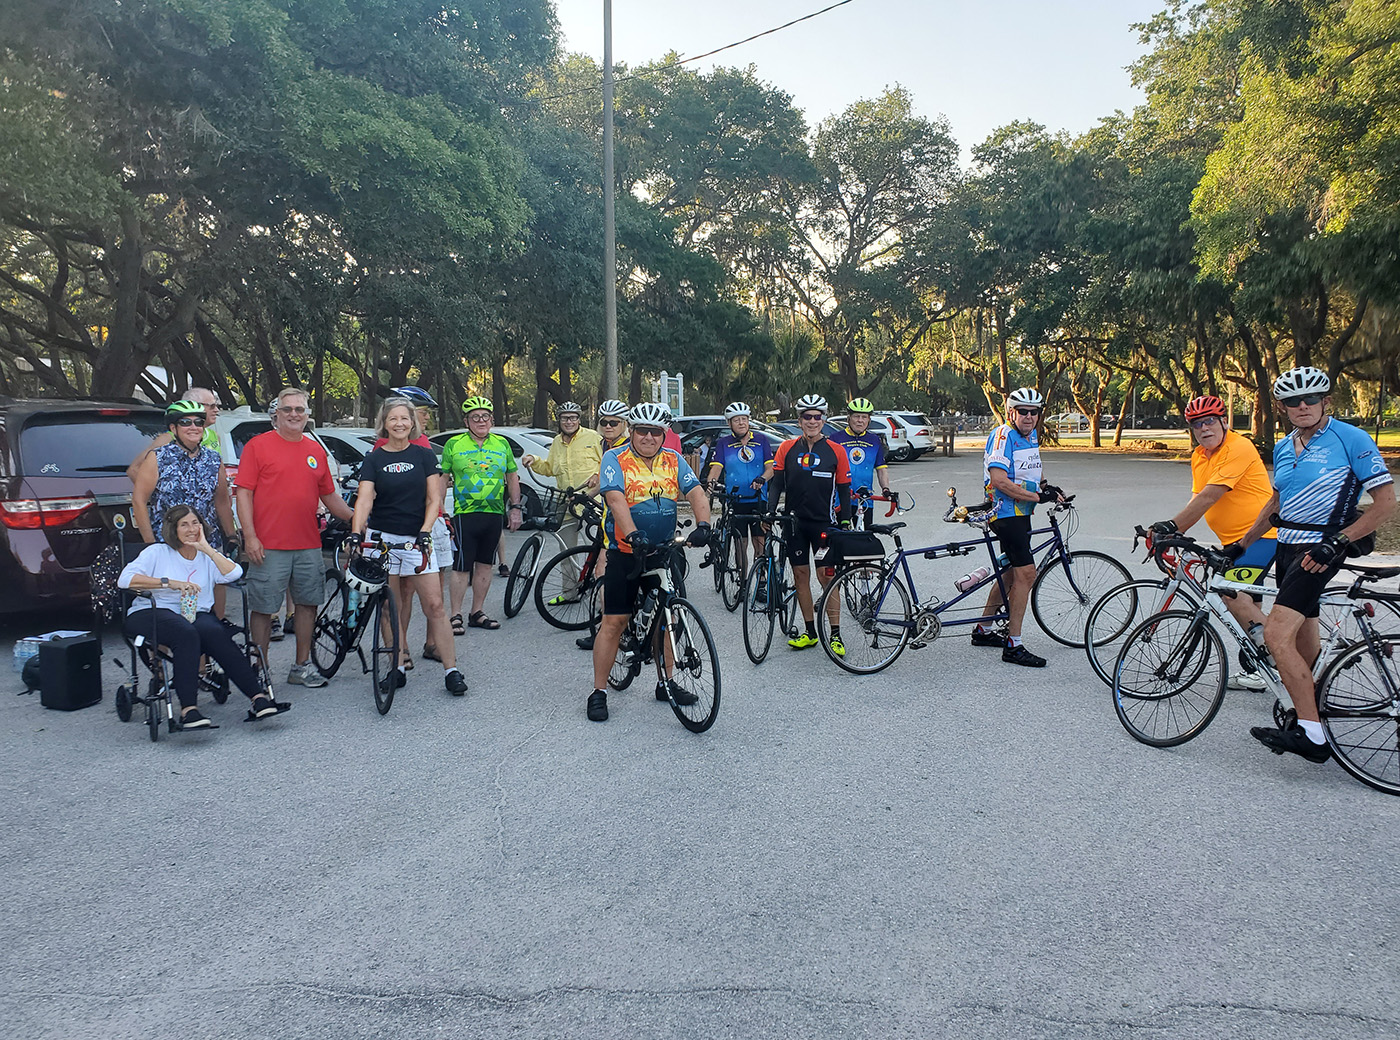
xmin=1007 ymin=635 xmax=1022 ymax=648
xmin=1299 ymin=719 xmax=1326 ymax=744
xmin=444 ymin=665 xmax=458 ymax=677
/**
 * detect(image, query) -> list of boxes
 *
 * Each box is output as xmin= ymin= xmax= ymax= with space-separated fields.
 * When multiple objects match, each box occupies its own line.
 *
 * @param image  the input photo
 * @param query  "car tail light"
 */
xmin=917 ymin=428 xmax=930 ymax=437
xmin=97 ymin=408 xmax=130 ymax=416
xmin=0 ymin=496 xmax=98 ymax=530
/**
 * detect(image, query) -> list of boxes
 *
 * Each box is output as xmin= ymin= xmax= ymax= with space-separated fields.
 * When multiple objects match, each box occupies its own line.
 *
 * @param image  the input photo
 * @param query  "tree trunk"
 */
xmin=533 ymin=354 xmax=551 ymax=427
xmin=629 ymin=364 xmax=643 ymax=407
xmin=492 ymin=356 xmax=509 ymax=423
xmin=312 ymin=352 xmax=326 ymax=425
xmin=91 ymin=208 xmax=146 ymax=395
xmin=1112 ymin=373 xmax=1136 ymax=447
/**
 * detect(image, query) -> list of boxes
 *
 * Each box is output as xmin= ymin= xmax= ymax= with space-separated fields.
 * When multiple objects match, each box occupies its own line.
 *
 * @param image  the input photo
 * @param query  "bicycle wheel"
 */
xmin=1317 ymin=638 xmax=1400 ymax=795
xmin=1320 ymin=586 xmax=1400 ymax=645
xmin=504 ymin=534 xmax=543 ymax=619
xmin=1112 ymin=610 xmax=1227 ymax=747
xmin=535 ymin=545 xmax=602 ymax=631
xmin=741 ymin=557 xmax=777 ymax=664
xmin=659 ymin=597 xmax=721 ymax=733
xmin=371 ymin=589 xmax=400 ymax=715
xmin=311 ymin=570 xmax=350 ymax=678
xmin=816 ymin=564 xmax=912 ymax=675
xmin=1085 ymin=579 xmax=1200 ymax=688
xmin=608 ymin=619 xmax=644 ymax=691
xmin=1032 ymin=549 xmax=1132 ymax=648
xmin=711 ymin=526 xmax=727 ymax=595
xmin=719 ymin=531 xmax=745 ymax=612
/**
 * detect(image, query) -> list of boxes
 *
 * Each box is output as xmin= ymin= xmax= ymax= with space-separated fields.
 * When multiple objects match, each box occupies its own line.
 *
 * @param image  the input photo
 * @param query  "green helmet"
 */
xmin=462 ymin=396 xmax=493 ymax=414
xmin=847 ymin=397 xmax=875 ymax=414
xmin=165 ymin=400 xmax=205 ymax=422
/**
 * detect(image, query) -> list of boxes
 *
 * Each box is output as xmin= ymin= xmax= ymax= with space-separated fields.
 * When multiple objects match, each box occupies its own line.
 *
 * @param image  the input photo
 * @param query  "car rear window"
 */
xmin=900 ymin=413 xmax=930 ymax=426
xmin=230 ymin=420 xmax=273 ymax=457
xmin=18 ymin=412 xmax=167 ymax=475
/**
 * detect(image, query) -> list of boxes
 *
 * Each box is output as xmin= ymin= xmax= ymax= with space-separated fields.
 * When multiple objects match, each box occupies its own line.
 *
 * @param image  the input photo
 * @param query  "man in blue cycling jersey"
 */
xmin=1231 ymin=367 xmax=1395 ymax=763
xmin=700 ymin=401 xmax=774 ymax=584
xmin=974 ymin=387 xmax=1065 ymax=668
xmin=828 ymin=398 xmax=897 ymax=529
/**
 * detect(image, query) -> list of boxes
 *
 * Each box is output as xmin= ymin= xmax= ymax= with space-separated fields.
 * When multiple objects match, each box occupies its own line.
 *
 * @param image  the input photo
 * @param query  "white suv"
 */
xmin=876 ymin=411 xmax=935 ymax=461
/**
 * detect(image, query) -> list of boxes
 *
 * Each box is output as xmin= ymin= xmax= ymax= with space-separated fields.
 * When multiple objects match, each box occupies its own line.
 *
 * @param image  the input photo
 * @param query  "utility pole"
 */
xmin=602 ymin=0 xmax=619 ymax=399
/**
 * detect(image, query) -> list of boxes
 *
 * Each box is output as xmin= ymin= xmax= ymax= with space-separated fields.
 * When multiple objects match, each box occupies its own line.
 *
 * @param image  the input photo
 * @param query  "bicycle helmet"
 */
xmin=165 ymin=400 xmax=205 ymax=422
xmin=628 ymin=402 xmax=672 ymax=429
xmin=1272 ymin=366 xmax=1330 ymax=400
xmin=391 ymin=386 xmax=438 ymax=408
xmin=557 ymin=401 xmax=582 ymax=416
xmin=1183 ymin=395 xmax=1226 ymax=421
xmin=794 ymin=394 xmax=828 ymax=415
xmin=724 ymin=401 xmax=751 ymax=420
xmin=1007 ymin=387 xmax=1044 ymax=408
xmin=462 ymin=395 xmax=493 ymax=414
xmin=847 ymin=397 xmax=875 ymax=414
xmin=598 ymin=399 xmax=629 ymax=419
xmin=345 ymin=554 xmax=388 ymax=596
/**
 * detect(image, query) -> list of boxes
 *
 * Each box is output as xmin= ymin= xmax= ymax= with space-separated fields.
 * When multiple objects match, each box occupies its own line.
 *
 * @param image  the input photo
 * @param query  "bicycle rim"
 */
xmin=372 ymin=590 xmax=400 ymax=715
xmin=720 ymin=533 xmax=745 ymax=612
xmin=1085 ymin=579 xmax=1199 ymax=688
xmin=311 ymin=570 xmax=350 ymax=678
xmin=608 ymin=620 xmax=643 ymax=691
xmin=1033 ymin=549 xmax=1132 ymax=648
xmin=503 ymin=536 xmax=542 ymax=618
xmin=817 ymin=564 xmax=911 ymax=674
xmin=741 ymin=557 xmax=776 ymax=664
xmin=535 ymin=545 xmax=601 ymax=630
xmin=662 ymin=598 xmax=721 ymax=732
xmin=1112 ymin=610 xmax=1226 ymax=747
xmin=1318 ymin=639 xmax=1400 ymax=795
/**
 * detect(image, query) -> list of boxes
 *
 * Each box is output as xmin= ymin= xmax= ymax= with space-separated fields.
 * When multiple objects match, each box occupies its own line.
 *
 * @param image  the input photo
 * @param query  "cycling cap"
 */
xmin=724 ymin=402 xmax=751 ymax=420
xmin=628 ymin=402 xmax=672 ymax=429
xmin=391 ymin=386 xmax=437 ymax=408
xmin=166 ymin=400 xmax=205 ymax=421
xmin=847 ymin=397 xmax=875 ymax=414
xmin=1007 ymin=387 xmax=1043 ymax=408
xmin=794 ymin=394 xmax=828 ymax=414
xmin=597 ymin=399 xmax=629 ymax=418
xmin=462 ymin=396 xmax=493 ymax=414
xmin=557 ymin=401 xmax=582 ymax=416
xmin=345 ymin=554 xmax=388 ymax=597
xmin=1273 ymin=366 xmax=1330 ymax=400
xmin=1183 ymin=395 xmax=1226 ymax=421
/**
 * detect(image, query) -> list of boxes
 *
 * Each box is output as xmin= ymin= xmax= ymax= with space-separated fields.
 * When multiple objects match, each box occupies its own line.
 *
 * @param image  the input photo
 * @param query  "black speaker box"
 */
xmin=39 ymin=635 xmax=102 ymax=711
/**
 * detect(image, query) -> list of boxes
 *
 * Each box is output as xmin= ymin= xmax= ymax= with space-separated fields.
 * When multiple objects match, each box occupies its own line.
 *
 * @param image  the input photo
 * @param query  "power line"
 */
xmin=534 ymin=0 xmax=857 ymax=103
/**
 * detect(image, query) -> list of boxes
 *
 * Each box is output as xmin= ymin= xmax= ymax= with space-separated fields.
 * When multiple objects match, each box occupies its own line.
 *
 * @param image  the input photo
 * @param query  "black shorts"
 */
xmin=1274 ymin=542 xmax=1341 ymax=618
xmin=990 ymin=515 xmax=1035 ymax=568
xmin=602 ymin=547 xmax=663 ymax=615
xmin=452 ymin=512 xmax=503 ymax=571
xmin=786 ymin=518 xmax=829 ymax=568
xmin=728 ymin=509 xmax=766 ymax=538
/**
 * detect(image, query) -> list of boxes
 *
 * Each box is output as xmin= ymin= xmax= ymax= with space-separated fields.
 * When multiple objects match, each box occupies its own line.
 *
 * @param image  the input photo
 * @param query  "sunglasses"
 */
xmin=277 ymin=406 xmax=307 ymax=415
xmin=1014 ymin=408 xmax=1041 ymax=418
xmin=599 ymin=419 xmax=622 ymax=427
xmin=1281 ymin=394 xmax=1325 ymax=408
xmin=1189 ymin=418 xmax=1221 ymax=430
xmin=799 ymin=412 xmax=825 ymax=421
xmin=632 ymin=426 xmax=664 ymax=437
xmin=175 ymin=417 xmax=207 ymax=427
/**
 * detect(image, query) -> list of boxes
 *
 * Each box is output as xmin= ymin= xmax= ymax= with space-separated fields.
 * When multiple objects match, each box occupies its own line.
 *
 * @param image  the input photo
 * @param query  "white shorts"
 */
xmin=366 ymin=528 xmax=440 ymax=577
xmin=432 ymin=516 xmax=453 ymax=570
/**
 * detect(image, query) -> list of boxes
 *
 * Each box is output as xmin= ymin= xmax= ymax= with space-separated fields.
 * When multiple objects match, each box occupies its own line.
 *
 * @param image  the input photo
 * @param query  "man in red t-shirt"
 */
xmin=235 ymin=388 xmax=354 ymax=686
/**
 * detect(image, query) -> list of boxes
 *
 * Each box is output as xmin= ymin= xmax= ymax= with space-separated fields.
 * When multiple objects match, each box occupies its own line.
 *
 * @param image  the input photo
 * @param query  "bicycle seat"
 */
xmin=868 ymin=523 xmax=906 ymax=534
xmin=1347 ymin=564 xmax=1400 ymax=581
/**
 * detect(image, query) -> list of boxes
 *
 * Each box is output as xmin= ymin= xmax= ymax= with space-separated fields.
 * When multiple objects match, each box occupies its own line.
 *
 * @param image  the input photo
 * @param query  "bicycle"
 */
xmin=814 ymin=486 xmax=1130 ymax=674
xmin=503 ymin=486 xmax=602 ymax=619
xmin=606 ymin=528 xmax=721 ymax=733
xmin=739 ymin=513 xmax=801 ymax=664
xmin=705 ymin=488 xmax=766 ymax=612
xmin=311 ymin=535 xmax=426 ymax=714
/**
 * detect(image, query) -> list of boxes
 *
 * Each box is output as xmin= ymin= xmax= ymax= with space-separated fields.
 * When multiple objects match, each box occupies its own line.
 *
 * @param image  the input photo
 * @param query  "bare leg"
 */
xmin=1265 ymin=605 xmax=1321 ymax=722
xmin=413 ymin=571 xmax=457 ymax=669
xmin=449 ymin=568 xmax=471 ymax=619
xmin=293 ymin=604 xmax=317 ymax=665
xmin=470 ymin=561 xmax=493 ymax=617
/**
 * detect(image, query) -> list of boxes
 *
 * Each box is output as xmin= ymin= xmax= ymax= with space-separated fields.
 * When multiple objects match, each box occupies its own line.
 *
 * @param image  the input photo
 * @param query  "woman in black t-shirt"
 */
xmin=351 ymin=399 xmax=466 ymax=695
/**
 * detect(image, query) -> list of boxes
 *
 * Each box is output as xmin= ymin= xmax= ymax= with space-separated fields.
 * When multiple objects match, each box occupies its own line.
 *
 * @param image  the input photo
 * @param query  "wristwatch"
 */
xmin=509 ymin=503 xmax=522 ymax=511
xmin=161 ymin=577 xmax=169 ymax=587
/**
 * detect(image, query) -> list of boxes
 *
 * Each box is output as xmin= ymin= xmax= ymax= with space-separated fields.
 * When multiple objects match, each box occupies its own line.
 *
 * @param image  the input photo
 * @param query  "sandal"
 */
xmin=496 ymin=563 xmax=510 ymax=578
xmin=450 ymin=614 xmax=465 ymax=636
xmin=400 ymin=655 xmax=414 ymax=671
xmin=422 ymin=643 xmax=443 ymax=663
xmin=468 ymin=611 xmax=501 ymax=630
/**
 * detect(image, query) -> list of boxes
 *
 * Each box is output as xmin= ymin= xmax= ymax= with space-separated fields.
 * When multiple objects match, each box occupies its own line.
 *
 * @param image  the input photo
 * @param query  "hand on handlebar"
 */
xmin=1149 ymin=519 xmax=1178 ymax=539
xmin=686 ymin=522 xmax=711 ymax=548
xmin=1220 ymin=541 xmax=1246 ymax=563
xmin=416 ymin=530 xmax=433 ymax=554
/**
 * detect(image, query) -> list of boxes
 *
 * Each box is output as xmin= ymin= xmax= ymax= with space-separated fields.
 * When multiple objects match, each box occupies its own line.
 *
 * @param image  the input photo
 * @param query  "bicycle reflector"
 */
xmin=1366 ymin=603 xmax=1376 ymax=618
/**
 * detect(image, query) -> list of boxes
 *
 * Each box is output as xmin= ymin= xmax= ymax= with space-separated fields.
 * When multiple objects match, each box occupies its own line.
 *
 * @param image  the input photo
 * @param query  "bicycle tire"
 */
xmin=711 ymin=525 xmax=727 ymax=595
xmin=1112 ymin=609 xmax=1227 ymax=747
xmin=719 ymin=531 xmax=745 ymax=612
xmin=1085 ymin=579 xmax=1200 ymax=688
xmin=372 ymin=589 xmax=400 ymax=715
xmin=817 ymin=564 xmax=912 ymax=675
xmin=311 ymin=570 xmax=350 ymax=678
xmin=741 ymin=557 xmax=777 ymax=664
xmin=504 ymin=534 xmax=542 ymax=619
xmin=535 ymin=545 xmax=602 ymax=631
xmin=1317 ymin=638 xmax=1400 ymax=795
xmin=1320 ymin=586 xmax=1400 ymax=646
xmin=1032 ymin=549 xmax=1132 ymax=648
xmin=659 ymin=597 xmax=721 ymax=733
xmin=608 ymin=620 xmax=644 ymax=691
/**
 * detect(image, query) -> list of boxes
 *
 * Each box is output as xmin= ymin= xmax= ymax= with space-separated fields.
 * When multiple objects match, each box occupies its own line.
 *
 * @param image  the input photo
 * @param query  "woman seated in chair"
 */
xmin=118 ymin=504 xmax=279 ymax=728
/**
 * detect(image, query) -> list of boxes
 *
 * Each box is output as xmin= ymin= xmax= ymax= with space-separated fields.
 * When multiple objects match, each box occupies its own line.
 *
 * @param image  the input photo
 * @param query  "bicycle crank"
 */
xmin=909 ymin=607 xmax=942 ymax=649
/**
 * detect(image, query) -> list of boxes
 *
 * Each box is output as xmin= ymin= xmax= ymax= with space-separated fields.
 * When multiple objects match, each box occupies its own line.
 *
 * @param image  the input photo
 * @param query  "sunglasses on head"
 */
xmin=799 ymin=412 xmax=825 ymax=421
xmin=1014 ymin=408 xmax=1041 ymax=417
xmin=175 ymin=417 xmax=206 ymax=427
xmin=1281 ymin=394 xmax=1325 ymax=408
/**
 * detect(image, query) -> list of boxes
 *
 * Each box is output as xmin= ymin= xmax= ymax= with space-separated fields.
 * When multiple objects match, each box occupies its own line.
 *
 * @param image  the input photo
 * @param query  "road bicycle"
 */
xmin=704 ymin=488 xmax=767 ymax=612
xmin=503 ymin=486 xmax=602 ymax=619
xmin=739 ymin=513 xmax=802 ymax=664
xmin=814 ymin=486 xmax=1130 ymax=674
xmin=312 ymin=535 xmax=426 ymax=714
xmin=533 ymin=521 xmax=606 ymax=631
xmin=607 ymin=528 xmax=721 ymax=733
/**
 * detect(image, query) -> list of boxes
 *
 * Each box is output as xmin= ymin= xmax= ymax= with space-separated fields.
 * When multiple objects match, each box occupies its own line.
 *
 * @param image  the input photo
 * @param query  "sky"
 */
xmin=549 ymin=0 xmax=1168 ymax=153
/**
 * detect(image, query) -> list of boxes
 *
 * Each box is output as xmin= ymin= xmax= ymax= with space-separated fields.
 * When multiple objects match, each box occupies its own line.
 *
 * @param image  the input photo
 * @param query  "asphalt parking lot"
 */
xmin=4 ymin=450 xmax=1399 ymax=1040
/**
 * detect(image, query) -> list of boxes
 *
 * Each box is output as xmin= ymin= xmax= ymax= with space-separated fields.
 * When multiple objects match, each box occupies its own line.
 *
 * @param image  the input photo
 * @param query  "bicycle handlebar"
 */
xmin=355 ymin=535 xmax=429 ymax=574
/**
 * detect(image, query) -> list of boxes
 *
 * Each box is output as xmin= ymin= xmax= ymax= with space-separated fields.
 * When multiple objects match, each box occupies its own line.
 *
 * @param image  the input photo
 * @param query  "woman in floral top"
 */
xmin=132 ymin=400 xmax=236 ymax=554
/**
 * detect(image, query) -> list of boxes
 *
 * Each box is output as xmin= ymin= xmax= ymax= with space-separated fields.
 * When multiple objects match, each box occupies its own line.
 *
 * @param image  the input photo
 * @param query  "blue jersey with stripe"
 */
xmin=983 ymin=424 xmax=1042 ymax=519
xmin=829 ymin=426 xmax=886 ymax=494
xmin=1272 ymin=418 xmax=1392 ymax=544
xmin=710 ymin=433 xmax=772 ymax=503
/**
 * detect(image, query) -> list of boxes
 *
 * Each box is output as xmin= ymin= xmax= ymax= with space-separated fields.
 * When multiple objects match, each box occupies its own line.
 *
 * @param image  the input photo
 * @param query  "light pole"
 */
xmin=602 ymin=0 xmax=619 ymax=399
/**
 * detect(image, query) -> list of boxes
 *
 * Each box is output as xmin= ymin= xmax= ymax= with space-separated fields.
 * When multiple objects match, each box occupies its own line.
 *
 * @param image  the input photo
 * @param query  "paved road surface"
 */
xmin=4 ymin=452 xmax=1397 ymax=1039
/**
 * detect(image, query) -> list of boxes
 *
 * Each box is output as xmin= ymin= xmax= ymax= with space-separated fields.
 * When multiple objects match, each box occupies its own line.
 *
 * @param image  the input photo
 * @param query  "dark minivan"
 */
xmin=0 ymin=398 xmax=167 ymax=614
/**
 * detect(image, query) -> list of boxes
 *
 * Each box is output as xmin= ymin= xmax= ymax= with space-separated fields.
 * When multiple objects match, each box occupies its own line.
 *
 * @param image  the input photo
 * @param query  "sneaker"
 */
xmin=576 ymin=633 xmax=595 ymax=651
xmin=249 ymin=695 xmax=279 ymax=719
xmin=1227 ymin=671 xmax=1268 ymax=692
xmin=547 ymin=593 xmax=581 ymax=607
xmin=788 ymin=633 xmax=819 ymax=650
xmin=587 ymin=689 xmax=608 ymax=722
xmin=829 ymin=636 xmax=846 ymax=658
xmin=287 ymin=662 xmax=328 ymax=688
xmin=269 ymin=616 xmax=284 ymax=642
xmin=497 ymin=563 xmax=510 ymax=578
xmin=971 ymin=627 xmax=1006 ymax=648
xmin=1002 ymin=643 xmax=1046 ymax=668
xmin=656 ymin=679 xmax=698 ymax=706
xmin=180 ymin=708 xmax=212 ymax=729
xmin=445 ymin=669 xmax=468 ymax=696
xmin=1251 ymin=723 xmax=1331 ymax=763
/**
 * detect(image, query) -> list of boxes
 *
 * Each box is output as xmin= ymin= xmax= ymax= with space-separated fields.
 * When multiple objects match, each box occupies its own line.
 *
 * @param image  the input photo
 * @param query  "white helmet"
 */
xmin=1007 ymin=387 xmax=1043 ymax=408
xmin=344 ymin=555 xmax=388 ymax=597
xmin=597 ymin=399 xmax=629 ymax=418
xmin=724 ymin=402 xmax=751 ymax=420
xmin=557 ymin=401 xmax=582 ymax=416
xmin=794 ymin=394 xmax=828 ymax=415
xmin=628 ymin=402 xmax=672 ymax=429
xmin=1273 ymin=366 xmax=1330 ymax=400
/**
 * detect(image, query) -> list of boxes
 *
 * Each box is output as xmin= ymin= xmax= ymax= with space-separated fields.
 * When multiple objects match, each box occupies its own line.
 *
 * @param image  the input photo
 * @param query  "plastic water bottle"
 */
xmin=636 ymin=590 xmax=659 ymax=633
xmin=955 ymin=566 xmax=992 ymax=592
xmin=347 ymin=588 xmax=361 ymax=626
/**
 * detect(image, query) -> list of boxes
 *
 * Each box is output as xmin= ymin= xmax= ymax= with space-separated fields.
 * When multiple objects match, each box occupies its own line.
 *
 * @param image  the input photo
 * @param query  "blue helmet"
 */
xmin=391 ymin=386 xmax=438 ymax=408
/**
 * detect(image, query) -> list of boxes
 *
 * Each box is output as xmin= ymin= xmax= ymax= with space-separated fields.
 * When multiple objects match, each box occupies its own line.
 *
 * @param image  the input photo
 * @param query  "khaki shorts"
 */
xmin=432 ymin=516 xmax=454 ymax=570
xmin=247 ymin=548 xmax=324 ymax=614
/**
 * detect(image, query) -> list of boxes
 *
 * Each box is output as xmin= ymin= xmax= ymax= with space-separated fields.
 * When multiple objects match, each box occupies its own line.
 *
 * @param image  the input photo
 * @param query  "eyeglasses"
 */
xmin=1014 ymin=408 xmax=1041 ymax=418
xmin=175 ymin=417 xmax=206 ymax=427
xmin=1281 ymin=394 xmax=1325 ymax=408
xmin=632 ymin=426 xmax=664 ymax=437
xmin=1189 ymin=418 xmax=1220 ymax=431
xmin=598 ymin=419 xmax=622 ymax=427
xmin=799 ymin=412 xmax=825 ymax=421
xmin=277 ymin=406 xmax=307 ymax=415
xmin=467 ymin=412 xmax=492 ymax=420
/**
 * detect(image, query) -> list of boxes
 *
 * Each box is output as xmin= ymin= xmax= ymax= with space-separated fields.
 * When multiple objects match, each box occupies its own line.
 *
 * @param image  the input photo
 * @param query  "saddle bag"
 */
xmin=815 ymin=528 xmax=885 ymax=567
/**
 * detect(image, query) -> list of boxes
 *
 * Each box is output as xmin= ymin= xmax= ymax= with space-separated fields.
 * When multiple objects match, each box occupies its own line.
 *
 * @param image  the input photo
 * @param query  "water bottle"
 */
xmin=347 ymin=588 xmax=361 ymax=626
xmin=636 ymin=590 xmax=659 ymax=632
xmin=1247 ymin=622 xmax=1270 ymax=660
xmin=996 ymin=553 xmax=1010 ymax=570
xmin=955 ymin=566 xmax=992 ymax=592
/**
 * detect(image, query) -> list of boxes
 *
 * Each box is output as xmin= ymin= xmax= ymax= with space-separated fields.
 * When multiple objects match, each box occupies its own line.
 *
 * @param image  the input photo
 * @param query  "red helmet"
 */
xmin=1183 ymin=395 xmax=1226 ymax=421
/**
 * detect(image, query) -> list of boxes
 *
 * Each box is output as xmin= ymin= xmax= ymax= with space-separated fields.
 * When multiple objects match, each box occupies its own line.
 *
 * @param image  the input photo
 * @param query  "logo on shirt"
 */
xmin=738 ymin=446 xmax=755 ymax=464
xmin=798 ymin=452 xmax=817 ymax=470
xmin=848 ymin=446 xmax=866 ymax=466
xmin=384 ymin=462 xmax=414 ymax=474
xmin=306 ymin=455 xmax=318 ymax=469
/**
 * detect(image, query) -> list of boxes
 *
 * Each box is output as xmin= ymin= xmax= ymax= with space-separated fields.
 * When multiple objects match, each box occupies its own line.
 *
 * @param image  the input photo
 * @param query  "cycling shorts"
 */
xmin=1274 ymin=542 xmax=1340 ymax=619
xmin=602 ymin=547 xmax=670 ymax=616
xmin=452 ymin=512 xmax=503 ymax=571
xmin=785 ymin=518 xmax=829 ymax=569
xmin=990 ymin=515 xmax=1034 ymax=568
xmin=1221 ymin=537 xmax=1276 ymax=590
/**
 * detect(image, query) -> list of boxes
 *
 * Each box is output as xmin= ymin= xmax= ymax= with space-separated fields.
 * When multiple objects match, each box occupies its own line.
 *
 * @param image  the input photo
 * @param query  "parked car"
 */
xmin=212 ymin=406 xmax=338 ymax=483
xmin=875 ymin=411 xmax=933 ymax=461
xmin=429 ymin=425 xmax=557 ymax=516
xmin=1047 ymin=411 xmax=1091 ymax=433
xmin=313 ymin=427 xmax=379 ymax=480
xmin=679 ymin=426 xmax=785 ymax=464
xmin=0 ymin=397 xmax=167 ymax=614
xmin=827 ymin=415 xmax=898 ymax=458
xmin=671 ymin=414 xmax=730 ymax=436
